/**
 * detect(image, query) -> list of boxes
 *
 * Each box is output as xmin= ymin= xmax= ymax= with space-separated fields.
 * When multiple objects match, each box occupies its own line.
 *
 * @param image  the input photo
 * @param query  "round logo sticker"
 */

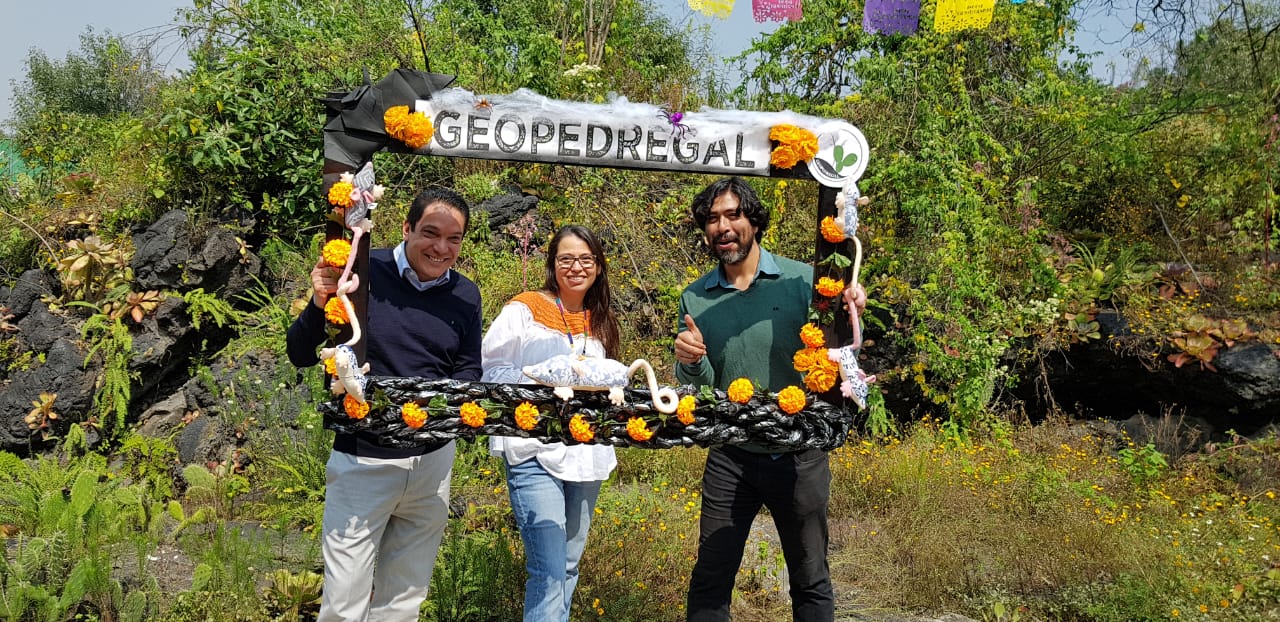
xmin=806 ymin=121 xmax=869 ymax=188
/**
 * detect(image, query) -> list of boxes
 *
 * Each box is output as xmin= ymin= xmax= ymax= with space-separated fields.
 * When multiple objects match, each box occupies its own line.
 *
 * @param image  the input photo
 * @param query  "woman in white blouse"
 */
xmin=481 ymin=224 xmax=621 ymax=622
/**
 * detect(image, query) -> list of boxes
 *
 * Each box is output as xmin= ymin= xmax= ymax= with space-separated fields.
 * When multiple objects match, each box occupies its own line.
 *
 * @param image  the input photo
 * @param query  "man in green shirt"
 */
xmin=675 ymin=177 xmax=863 ymax=622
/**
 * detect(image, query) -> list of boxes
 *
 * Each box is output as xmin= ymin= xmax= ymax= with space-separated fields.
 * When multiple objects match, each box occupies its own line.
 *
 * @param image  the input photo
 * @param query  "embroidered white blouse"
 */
xmin=481 ymin=295 xmax=617 ymax=482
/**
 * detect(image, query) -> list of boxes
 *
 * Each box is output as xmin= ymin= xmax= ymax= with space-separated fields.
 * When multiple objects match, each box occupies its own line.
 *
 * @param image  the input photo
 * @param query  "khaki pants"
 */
xmin=317 ymin=443 xmax=455 ymax=622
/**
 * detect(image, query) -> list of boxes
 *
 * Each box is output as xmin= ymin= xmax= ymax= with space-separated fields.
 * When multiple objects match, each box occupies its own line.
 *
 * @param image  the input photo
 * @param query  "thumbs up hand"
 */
xmin=675 ymin=314 xmax=707 ymax=366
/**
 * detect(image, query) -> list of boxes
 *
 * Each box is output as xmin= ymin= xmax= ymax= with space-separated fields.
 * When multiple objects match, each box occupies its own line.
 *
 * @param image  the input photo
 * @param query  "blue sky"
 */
xmin=1 ymin=0 xmax=1143 ymax=126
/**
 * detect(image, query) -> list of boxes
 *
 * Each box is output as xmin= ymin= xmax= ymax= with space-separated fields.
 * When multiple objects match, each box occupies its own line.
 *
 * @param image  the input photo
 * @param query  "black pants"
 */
xmin=686 ymin=445 xmax=834 ymax=622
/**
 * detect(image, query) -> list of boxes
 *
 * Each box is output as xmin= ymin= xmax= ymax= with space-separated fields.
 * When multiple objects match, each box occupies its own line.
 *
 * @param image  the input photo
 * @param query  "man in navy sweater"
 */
xmin=287 ymin=187 xmax=483 ymax=622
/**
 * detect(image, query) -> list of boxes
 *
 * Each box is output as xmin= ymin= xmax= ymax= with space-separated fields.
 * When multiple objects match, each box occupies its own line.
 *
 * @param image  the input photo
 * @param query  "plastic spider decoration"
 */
xmin=659 ymin=108 xmax=696 ymax=142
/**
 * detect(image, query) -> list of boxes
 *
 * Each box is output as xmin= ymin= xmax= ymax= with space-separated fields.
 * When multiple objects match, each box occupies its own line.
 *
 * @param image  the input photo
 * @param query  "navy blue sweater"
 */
xmin=287 ymin=247 xmax=483 ymax=458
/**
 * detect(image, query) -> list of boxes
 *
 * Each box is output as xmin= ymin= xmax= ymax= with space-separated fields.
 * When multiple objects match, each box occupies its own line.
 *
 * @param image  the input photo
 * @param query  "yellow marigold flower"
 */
xmin=569 ymin=414 xmax=595 ymax=443
xmin=800 ymin=323 xmax=826 ymax=349
xmin=514 ymin=402 xmax=539 ymax=431
xmin=793 ymin=347 xmax=825 ymax=372
xmin=324 ymin=296 xmax=348 ymax=325
xmin=399 ymin=114 xmax=435 ymax=149
xmin=328 ymin=180 xmax=355 ymax=208
xmin=324 ymin=296 xmax=349 ymax=325
xmin=803 ymin=358 xmax=840 ymax=393
xmin=768 ymin=125 xmax=818 ymax=169
xmin=820 ymin=216 xmax=846 ymax=243
xmin=676 ymin=395 xmax=696 ymax=425
xmin=385 ymin=105 xmax=435 ymax=149
xmin=321 ymin=238 xmax=352 ymax=268
xmin=460 ymin=402 xmax=487 ymax=428
xmin=815 ymin=276 xmax=845 ymax=298
xmin=777 ymin=385 xmax=806 ymax=415
xmin=401 ymin=402 xmax=427 ymax=429
xmin=323 ymin=356 xmax=337 ymax=377
xmin=627 ymin=417 xmax=655 ymax=442
xmin=344 ymin=394 xmax=369 ymax=419
xmin=384 ymin=105 xmax=410 ymax=136
xmin=727 ymin=378 xmax=754 ymax=404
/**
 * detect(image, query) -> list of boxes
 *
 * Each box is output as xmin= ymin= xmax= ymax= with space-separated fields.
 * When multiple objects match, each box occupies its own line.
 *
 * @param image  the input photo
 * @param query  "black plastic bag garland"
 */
xmin=319 ymin=377 xmax=854 ymax=452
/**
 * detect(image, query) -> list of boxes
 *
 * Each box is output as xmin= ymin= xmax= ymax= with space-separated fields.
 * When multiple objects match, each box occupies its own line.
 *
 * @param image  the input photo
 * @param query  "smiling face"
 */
xmin=703 ymin=191 xmax=758 ymax=265
xmin=401 ymin=202 xmax=466 ymax=281
xmin=551 ymin=234 xmax=598 ymax=306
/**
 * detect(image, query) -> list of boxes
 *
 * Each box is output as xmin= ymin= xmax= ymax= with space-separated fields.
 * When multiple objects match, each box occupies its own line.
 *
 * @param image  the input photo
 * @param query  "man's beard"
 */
xmin=709 ymin=233 xmax=753 ymax=265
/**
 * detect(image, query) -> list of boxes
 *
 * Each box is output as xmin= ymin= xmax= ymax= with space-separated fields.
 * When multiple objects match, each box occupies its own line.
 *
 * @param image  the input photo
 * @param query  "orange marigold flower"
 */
xmin=323 ymin=356 xmax=337 ymax=377
xmin=803 ymin=358 xmax=840 ymax=393
xmin=815 ymin=276 xmax=845 ymax=298
xmin=626 ymin=417 xmax=655 ymax=442
xmin=768 ymin=125 xmax=818 ymax=169
xmin=399 ymin=114 xmax=435 ymax=149
xmin=324 ymin=296 xmax=348 ymax=325
xmin=793 ymin=347 xmax=826 ymax=373
xmin=800 ymin=323 xmax=826 ymax=349
xmin=514 ymin=402 xmax=540 ymax=431
xmin=401 ymin=402 xmax=427 ymax=429
xmin=384 ymin=106 xmax=410 ymax=136
xmin=569 ymin=414 xmax=595 ymax=443
xmin=328 ymin=181 xmax=355 ymax=208
xmin=321 ymin=238 xmax=352 ymax=268
xmin=820 ymin=216 xmax=846 ymax=243
xmin=344 ymin=394 xmax=369 ymax=419
xmin=459 ymin=402 xmax=487 ymax=428
xmin=676 ymin=395 xmax=696 ymax=425
xmin=777 ymin=385 xmax=806 ymax=415
xmin=727 ymin=378 xmax=754 ymax=404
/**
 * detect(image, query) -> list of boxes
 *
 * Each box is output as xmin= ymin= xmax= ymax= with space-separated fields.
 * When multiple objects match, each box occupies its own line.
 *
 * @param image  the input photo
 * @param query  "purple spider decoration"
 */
xmin=659 ymin=108 xmax=696 ymax=142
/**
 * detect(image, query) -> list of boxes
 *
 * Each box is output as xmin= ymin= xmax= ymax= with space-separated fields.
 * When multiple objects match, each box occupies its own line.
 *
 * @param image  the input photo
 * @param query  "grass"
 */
xmin=2 ymin=411 xmax=1277 ymax=621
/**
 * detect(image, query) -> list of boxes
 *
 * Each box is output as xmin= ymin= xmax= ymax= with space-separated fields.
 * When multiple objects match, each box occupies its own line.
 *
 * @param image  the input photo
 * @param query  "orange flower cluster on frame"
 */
xmin=324 ymin=297 xmax=349 ymax=325
xmin=777 ymin=385 xmax=806 ymax=415
xmin=815 ymin=276 xmax=845 ymax=298
xmin=569 ymin=414 xmax=595 ymax=442
xmin=727 ymin=378 xmax=754 ymax=404
xmin=514 ymin=402 xmax=539 ymax=431
xmin=344 ymin=394 xmax=369 ymax=419
xmin=800 ymin=323 xmax=826 ymax=349
xmin=768 ymin=125 xmax=818 ymax=169
xmin=626 ymin=417 xmax=655 ymax=442
xmin=384 ymin=105 xmax=435 ymax=149
xmin=820 ymin=216 xmax=846 ymax=243
xmin=459 ymin=402 xmax=487 ymax=428
xmin=676 ymin=395 xmax=696 ymax=425
xmin=322 ymin=239 xmax=352 ymax=268
xmin=794 ymin=345 xmax=839 ymax=393
xmin=328 ymin=180 xmax=355 ymax=208
xmin=401 ymin=402 xmax=427 ymax=429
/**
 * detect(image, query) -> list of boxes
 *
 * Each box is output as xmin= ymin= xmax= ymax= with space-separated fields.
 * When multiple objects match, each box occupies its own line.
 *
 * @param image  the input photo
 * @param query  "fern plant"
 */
xmin=81 ymin=312 xmax=134 ymax=439
xmin=182 ymin=288 xmax=241 ymax=331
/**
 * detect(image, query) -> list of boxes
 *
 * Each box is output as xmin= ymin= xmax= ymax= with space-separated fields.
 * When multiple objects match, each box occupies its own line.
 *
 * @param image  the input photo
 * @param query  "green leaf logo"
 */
xmin=833 ymin=145 xmax=858 ymax=173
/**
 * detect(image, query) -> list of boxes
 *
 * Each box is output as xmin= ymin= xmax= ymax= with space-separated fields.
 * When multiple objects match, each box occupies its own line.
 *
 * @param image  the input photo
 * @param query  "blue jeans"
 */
xmin=505 ymin=458 xmax=603 ymax=622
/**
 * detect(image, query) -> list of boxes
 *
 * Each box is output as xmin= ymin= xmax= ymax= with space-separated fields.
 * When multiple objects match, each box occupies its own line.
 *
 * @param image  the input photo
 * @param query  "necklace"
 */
xmin=555 ymin=297 xmax=589 ymax=354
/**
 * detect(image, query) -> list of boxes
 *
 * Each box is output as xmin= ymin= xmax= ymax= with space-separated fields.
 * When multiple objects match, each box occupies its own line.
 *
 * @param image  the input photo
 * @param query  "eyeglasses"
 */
xmin=555 ymin=254 xmax=597 ymax=269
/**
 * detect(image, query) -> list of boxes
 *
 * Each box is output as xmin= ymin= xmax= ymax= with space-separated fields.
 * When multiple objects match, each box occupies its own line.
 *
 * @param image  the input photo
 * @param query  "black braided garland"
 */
xmin=319 ymin=377 xmax=854 ymax=452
